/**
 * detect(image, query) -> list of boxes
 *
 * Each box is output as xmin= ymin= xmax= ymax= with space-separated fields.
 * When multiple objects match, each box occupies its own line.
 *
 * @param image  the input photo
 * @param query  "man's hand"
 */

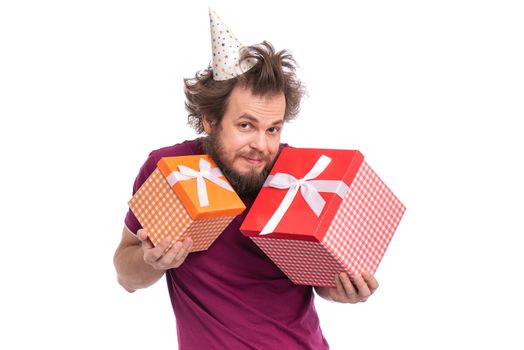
xmin=138 ymin=229 xmax=194 ymax=270
xmin=314 ymin=272 xmax=379 ymax=304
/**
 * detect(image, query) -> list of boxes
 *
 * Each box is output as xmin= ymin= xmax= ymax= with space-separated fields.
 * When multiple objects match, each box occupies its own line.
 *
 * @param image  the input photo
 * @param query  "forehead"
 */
xmin=225 ymin=86 xmax=286 ymax=121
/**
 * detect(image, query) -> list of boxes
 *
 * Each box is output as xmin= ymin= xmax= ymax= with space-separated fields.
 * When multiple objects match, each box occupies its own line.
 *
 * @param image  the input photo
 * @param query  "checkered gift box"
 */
xmin=129 ymin=155 xmax=245 ymax=252
xmin=240 ymin=148 xmax=405 ymax=287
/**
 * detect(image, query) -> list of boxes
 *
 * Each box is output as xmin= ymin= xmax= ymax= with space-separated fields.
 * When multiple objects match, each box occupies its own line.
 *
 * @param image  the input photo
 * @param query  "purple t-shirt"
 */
xmin=124 ymin=138 xmax=329 ymax=350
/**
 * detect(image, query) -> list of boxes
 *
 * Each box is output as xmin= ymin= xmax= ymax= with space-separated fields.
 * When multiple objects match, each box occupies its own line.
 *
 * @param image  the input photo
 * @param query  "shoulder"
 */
xmin=148 ymin=138 xmax=205 ymax=162
xmin=279 ymin=142 xmax=292 ymax=150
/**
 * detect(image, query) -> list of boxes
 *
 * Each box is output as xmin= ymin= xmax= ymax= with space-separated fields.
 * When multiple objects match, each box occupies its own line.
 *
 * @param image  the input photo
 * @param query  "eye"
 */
xmin=267 ymin=127 xmax=281 ymax=135
xmin=239 ymin=122 xmax=252 ymax=130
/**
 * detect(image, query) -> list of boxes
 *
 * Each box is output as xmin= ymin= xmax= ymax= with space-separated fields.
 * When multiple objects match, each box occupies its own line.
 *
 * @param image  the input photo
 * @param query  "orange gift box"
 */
xmin=128 ymin=155 xmax=246 ymax=252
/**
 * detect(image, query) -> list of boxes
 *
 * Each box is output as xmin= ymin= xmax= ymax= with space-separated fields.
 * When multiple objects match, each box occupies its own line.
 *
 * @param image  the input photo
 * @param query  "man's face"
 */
xmin=203 ymin=85 xmax=286 ymax=194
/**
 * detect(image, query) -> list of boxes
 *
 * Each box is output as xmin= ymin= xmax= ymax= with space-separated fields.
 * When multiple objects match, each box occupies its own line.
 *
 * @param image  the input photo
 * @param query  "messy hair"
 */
xmin=184 ymin=41 xmax=305 ymax=134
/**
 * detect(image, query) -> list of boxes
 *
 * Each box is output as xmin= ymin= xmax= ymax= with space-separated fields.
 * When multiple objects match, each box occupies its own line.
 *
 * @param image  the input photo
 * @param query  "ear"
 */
xmin=202 ymin=114 xmax=214 ymax=134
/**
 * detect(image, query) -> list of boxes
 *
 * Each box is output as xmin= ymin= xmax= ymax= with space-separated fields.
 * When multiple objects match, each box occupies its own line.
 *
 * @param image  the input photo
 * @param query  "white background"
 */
xmin=1 ymin=1 xmax=523 ymax=349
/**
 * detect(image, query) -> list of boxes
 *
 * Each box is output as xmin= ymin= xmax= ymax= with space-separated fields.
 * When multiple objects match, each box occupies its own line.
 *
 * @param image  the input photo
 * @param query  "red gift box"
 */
xmin=240 ymin=147 xmax=406 ymax=287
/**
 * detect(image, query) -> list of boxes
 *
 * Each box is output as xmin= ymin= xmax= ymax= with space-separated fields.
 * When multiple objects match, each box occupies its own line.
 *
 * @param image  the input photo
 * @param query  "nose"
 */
xmin=249 ymin=131 xmax=268 ymax=152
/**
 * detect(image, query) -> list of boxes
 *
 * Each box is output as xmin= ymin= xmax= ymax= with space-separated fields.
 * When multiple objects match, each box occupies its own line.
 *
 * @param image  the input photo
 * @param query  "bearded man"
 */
xmin=114 ymin=11 xmax=378 ymax=350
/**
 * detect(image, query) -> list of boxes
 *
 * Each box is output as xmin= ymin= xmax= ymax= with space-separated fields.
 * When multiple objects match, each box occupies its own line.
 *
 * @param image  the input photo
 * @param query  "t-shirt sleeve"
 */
xmin=124 ymin=152 xmax=160 ymax=235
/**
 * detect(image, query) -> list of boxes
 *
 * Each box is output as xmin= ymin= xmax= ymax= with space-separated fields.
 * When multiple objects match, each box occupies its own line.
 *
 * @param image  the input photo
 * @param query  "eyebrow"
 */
xmin=237 ymin=113 xmax=284 ymax=126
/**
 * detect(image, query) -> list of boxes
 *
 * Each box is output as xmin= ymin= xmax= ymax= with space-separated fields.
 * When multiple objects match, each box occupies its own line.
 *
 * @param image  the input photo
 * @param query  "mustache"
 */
xmin=236 ymin=150 xmax=271 ymax=162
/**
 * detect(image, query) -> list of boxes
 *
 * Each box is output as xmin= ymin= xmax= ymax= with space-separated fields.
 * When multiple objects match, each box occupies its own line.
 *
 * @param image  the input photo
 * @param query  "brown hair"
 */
xmin=184 ymin=41 xmax=305 ymax=134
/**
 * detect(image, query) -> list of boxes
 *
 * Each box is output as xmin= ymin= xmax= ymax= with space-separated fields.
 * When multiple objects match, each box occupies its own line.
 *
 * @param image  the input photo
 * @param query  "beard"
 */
xmin=203 ymin=131 xmax=276 ymax=195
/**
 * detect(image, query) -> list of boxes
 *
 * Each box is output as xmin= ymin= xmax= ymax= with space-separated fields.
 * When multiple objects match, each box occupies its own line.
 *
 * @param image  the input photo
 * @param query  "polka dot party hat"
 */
xmin=209 ymin=9 xmax=256 ymax=81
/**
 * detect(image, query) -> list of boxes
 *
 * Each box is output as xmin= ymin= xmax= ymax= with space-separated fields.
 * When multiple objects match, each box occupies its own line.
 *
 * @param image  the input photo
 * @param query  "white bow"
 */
xmin=166 ymin=158 xmax=233 ymax=207
xmin=260 ymin=155 xmax=349 ymax=235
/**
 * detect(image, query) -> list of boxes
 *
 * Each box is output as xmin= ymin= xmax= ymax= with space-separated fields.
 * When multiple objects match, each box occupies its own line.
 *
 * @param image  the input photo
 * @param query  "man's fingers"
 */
xmin=137 ymin=229 xmax=154 ymax=249
xmin=362 ymin=271 xmax=379 ymax=293
xmin=155 ymin=238 xmax=193 ymax=269
xmin=158 ymin=240 xmax=184 ymax=267
xmin=332 ymin=272 xmax=379 ymax=303
xmin=143 ymin=237 xmax=170 ymax=265
xmin=155 ymin=237 xmax=172 ymax=253
xmin=140 ymin=233 xmax=193 ymax=269
xmin=339 ymin=273 xmax=358 ymax=301
xmin=174 ymin=238 xmax=193 ymax=262
xmin=137 ymin=229 xmax=148 ymax=241
xmin=143 ymin=247 xmax=163 ymax=264
xmin=352 ymin=273 xmax=371 ymax=300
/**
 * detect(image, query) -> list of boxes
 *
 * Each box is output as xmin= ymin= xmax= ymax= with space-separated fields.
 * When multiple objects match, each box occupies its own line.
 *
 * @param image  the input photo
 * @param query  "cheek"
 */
xmin=225 ymin=143 xmax=248 ymax=164
xmin=268 ymin=140 xmax=280 ymax=156
xmin=225 ymin=132 xmax=248 ymax=152
xmin=216 ymin=130 xmax=241 ymax=158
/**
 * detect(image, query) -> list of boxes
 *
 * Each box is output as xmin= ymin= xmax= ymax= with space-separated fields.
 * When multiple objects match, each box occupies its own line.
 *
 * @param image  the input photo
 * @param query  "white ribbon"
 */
xmin=165 ymin=158 xmax=233 ymax=207
xmin=260 ymin=155 xmax=350 ymax=235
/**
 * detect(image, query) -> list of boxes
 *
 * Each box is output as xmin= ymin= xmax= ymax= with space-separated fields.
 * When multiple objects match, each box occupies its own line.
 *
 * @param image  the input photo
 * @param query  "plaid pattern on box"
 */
xmin=129 ymin=168 xmax=236 ymax=252
xmin=184 ymin=215 xmax=235 ymax=251
xmin=250 ymin=237 xmax=346 ymax=286
xmin=249 ymin=161 xmax=405 ymax=287
xmin=323 ymin=161 xmax=405 ymax=278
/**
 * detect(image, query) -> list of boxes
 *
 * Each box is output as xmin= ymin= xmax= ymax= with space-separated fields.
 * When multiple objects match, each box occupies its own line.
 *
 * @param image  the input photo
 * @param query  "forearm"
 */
xmin=114 ymin=245 xmax=165 ymax=292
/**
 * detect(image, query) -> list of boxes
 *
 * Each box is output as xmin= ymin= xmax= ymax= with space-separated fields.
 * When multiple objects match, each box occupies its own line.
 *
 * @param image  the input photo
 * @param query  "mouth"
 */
xmin=241 ymin=156 xmax=264 ymax=166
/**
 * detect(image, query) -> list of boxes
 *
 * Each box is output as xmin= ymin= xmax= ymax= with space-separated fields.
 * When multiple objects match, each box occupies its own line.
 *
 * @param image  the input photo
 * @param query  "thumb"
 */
xmin=137 ymin=229 xmax=153 ymax=247
xmin=137 ymin=228 xmax=148 ymax=241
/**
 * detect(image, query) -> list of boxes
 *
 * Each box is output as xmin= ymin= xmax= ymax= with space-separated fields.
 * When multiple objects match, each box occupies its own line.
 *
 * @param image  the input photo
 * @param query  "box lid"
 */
xmin=240 ymin=147 xmax=363 ymax=241
xmin=157 ymin=155 xmax=246 ymax=219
